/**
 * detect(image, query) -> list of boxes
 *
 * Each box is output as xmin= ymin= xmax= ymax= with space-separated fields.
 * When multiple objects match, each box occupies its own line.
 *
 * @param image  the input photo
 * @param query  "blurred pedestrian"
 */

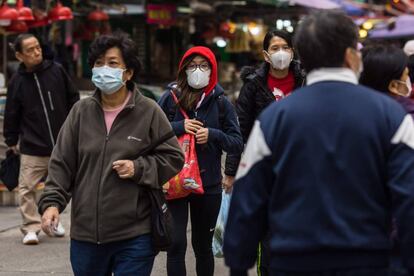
xmin=224 ymin=11 xmax=414 ymax=276
xmin=360 ymin=44 xmax=413 ymax=276
xmin=158 ymin=46 xmax=243 ymax=276
xmin=237 ymin=29 xmax=305 ymax=142
xmin=38 ymin=32 xmax=184 ymax=276
xmin=226 ymin=29 xmax=305 ymax=276
xmin=360 ymin=45 xmax=413 ymax=117
xmin=3 ymin=34 xmax=79 ymax=245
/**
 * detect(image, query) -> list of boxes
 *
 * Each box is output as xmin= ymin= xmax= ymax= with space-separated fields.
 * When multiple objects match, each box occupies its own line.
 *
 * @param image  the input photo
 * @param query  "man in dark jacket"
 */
xmin=3 ymin=34 xmax=79 ymax=245
xmin=224 ymin=11 xmax=414 ymax=276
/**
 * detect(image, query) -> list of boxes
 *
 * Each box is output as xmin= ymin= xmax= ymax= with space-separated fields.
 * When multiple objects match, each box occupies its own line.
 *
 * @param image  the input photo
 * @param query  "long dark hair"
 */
xmin=176 ymin=54 xmax=209 ymax=111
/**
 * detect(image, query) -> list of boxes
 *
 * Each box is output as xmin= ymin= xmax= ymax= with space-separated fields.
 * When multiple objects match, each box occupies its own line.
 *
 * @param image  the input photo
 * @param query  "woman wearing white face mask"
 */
xmin=226 ymin=29 xmax=306 ymax=276
xmin=360 ymin=45 xmax=414 ymax=118
xmin=158 ymin=46 xmax=243 ymax=276
xmin=360 ymin=44 xmax=413 ymax=276
xmin=38 ymin=32 xmax=184 ymax=276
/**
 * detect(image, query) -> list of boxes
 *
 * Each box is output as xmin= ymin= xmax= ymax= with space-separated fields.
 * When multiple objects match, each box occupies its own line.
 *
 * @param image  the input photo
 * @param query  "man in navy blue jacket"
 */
xmin=224 ymin=11 xmax=414 ymax=276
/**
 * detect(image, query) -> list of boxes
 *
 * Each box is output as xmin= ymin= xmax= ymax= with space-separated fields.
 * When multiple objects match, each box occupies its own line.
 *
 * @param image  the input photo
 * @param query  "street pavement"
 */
xmin=0 ymin=206 xmax=257 ymax=276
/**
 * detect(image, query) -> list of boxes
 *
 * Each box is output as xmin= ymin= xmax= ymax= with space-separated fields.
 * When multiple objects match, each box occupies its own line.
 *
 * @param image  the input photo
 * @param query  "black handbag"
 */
xmin=0 ymin=150 xmax=20 ymax=191
xmin=137 ymin=131 xmax=176 ymax=252
xmin=147 ymin=187 xmax=174 ymax=252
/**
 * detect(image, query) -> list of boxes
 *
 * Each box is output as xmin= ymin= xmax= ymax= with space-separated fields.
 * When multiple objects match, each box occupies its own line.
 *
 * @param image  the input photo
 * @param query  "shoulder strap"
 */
xmin=170 ymin=90 xmax=189 ymax=119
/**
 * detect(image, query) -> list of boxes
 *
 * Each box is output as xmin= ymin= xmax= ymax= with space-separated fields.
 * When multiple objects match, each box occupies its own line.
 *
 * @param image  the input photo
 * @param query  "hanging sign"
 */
xmin=147 ymin=4 xmax=176 ymax=25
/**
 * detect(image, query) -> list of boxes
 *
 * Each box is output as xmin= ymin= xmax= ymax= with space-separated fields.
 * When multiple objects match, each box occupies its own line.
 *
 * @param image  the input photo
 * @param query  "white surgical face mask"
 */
xmin=92 ymin=66 xmax=126 ymax=95
xmin=186 ymin=68 xmax=211 ymax=89
xmin=267 ymin=50 xmax=292 ymax=70
xmin=394 ymin=78 xmax=412 ymax=98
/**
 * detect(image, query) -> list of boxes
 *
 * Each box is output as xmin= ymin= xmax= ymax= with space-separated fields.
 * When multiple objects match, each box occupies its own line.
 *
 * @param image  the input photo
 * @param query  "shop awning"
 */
xmin=369 ymin=15 xmax=414 ymax=38
xmin=290 ymin=0 xmax=341 ymax=9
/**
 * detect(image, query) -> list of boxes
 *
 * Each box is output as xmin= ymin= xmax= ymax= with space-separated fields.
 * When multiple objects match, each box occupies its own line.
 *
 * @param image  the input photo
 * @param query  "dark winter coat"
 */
xmin=158 ymin=84 xmax=243 ymax=194
xmin=236 ymin=61 xmax=305 ymax=143
xmin=225 ymin=61 xmax=305 ymax=176
xmin=39 ymin=85 xmax=184 ymax=244
xmin=4 ymin=60 xmax=79 ymax=156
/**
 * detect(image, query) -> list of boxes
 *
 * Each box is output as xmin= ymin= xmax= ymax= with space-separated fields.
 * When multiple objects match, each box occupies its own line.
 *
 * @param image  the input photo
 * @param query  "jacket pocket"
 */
xmin=47 ymin=91 xmax=55 ymax=111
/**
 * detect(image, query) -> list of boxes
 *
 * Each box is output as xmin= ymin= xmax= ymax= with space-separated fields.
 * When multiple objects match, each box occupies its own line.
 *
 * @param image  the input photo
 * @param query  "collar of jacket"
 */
xmin=18 ymin=59 xmax=53 ymax=75
xmin=306 ymin=68 xmax=358 ymax=86
xmin=91 ymin=81 xmax=141 ymax=110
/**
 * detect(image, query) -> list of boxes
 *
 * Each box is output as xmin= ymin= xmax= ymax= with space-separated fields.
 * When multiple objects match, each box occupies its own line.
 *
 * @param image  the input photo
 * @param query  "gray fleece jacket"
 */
xmin=38 ymin=85 xmax=184 ymax=244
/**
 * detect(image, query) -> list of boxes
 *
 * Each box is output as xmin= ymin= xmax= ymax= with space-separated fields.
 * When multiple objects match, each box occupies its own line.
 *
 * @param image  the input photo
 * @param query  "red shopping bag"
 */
xmin=165 ymin=91 xmax=204 ymax=200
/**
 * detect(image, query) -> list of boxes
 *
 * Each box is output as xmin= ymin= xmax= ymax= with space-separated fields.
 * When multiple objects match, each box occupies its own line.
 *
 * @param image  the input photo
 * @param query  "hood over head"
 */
xmin=178 ymin=46 xmax=218 ymax=97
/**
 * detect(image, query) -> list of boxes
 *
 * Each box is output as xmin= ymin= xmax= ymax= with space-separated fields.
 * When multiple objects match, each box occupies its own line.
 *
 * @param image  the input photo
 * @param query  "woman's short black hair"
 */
xmin=12 ymin=33 xmax=36 ymax=53
xmin=359 ymin=44 xmax=408 ymax=93
xmin=88 ymin=32 xmax=141 ymax=81
xmin=293 ymin=11 xmax=358 ymax=73
xmin=263 ymin=29 xmax=292 ymax=51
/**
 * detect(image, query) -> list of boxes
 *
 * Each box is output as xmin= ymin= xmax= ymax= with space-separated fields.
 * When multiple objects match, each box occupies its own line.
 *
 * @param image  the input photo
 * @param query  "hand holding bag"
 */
xmin=165 ymin=91 xmax=204 ymax=200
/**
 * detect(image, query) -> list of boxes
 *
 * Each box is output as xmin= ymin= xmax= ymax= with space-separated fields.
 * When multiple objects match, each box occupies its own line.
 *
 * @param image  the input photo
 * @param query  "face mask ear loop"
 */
xmin=120 ymin=68 xmax=128 ymax=86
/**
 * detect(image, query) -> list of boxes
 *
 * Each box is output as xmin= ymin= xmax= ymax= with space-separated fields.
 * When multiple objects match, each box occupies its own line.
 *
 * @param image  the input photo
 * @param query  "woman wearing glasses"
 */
xmin=158 ymin=46 xmax=243 ymax=276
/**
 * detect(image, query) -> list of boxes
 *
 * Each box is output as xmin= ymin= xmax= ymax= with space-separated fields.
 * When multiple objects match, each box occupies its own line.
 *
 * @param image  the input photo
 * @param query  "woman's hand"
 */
xmin=195 ymin=128 xmax=209 ymax=144
xmin=41 ymin=206 xmax=60 ymax=237
xmin=222 ymin=175 xmax=235 ymax=193
xmin=113 ymin=160 xmax=135 ymax=179
xmin=184 ymin=119 xmax=203 ymax=135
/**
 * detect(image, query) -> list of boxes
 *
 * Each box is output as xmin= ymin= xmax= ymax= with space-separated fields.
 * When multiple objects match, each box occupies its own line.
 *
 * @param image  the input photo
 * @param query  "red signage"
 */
xmin=146 ymin=4 xmax=176 ymax=25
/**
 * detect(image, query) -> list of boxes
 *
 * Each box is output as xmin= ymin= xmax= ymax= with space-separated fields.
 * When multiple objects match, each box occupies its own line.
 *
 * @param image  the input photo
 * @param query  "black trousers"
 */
xmin=167 ymin=193 xmax=222 ymax=276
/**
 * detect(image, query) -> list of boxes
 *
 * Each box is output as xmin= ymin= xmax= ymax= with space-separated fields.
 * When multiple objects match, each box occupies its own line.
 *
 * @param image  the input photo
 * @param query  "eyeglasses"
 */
xmin=186 ymin=63 xmax=210 ymax=72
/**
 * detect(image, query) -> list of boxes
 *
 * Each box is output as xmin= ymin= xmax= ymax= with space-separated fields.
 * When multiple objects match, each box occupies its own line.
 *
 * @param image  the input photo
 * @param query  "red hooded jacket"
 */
xmin=178 ymin=46 xmax=218 ymax=97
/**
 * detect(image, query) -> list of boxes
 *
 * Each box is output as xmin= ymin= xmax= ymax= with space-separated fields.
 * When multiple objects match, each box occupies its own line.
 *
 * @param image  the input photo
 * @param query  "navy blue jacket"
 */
xmin=158 ymin=84 xmax=243 ymax=194
xmin=224 ymin=81 xmax=414 ymax=272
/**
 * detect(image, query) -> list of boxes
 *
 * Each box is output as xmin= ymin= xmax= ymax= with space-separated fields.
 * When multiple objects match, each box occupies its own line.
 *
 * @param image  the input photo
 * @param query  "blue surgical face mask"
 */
xmin=92 ymin=66 xmax=126 ymax=95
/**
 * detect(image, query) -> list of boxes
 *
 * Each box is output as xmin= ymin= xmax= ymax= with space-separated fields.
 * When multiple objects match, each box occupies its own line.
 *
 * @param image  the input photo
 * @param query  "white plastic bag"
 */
xmin=212 ymin=191 xmax=232 ymax=258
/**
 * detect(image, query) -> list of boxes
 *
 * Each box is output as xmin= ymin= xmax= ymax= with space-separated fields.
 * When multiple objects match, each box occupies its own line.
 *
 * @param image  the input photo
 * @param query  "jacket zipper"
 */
xmin=96 ymin=134 xmax=108 ymax=244
xmin=34 ymin=74 xmax=55 ymax=146
xmin=95 ymin=104 xmax=132 ymax=244
xmin=47 ymin=91 xmax=55 ymax=111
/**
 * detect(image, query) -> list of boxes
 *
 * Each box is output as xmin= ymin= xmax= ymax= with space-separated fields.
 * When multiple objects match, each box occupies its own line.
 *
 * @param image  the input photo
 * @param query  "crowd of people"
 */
xmin=3 ymin=9 xmax=414 ymax=276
